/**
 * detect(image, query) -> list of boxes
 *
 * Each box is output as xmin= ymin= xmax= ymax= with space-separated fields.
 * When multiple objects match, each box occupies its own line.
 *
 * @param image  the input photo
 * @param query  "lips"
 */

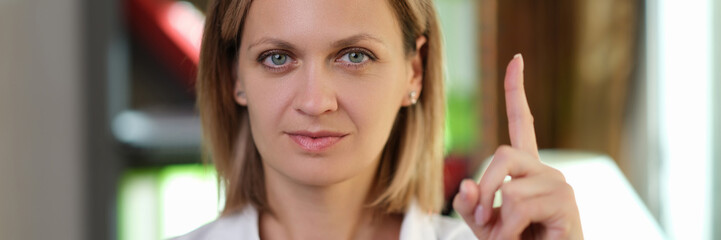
xmin=285 ymin=131 xmax=348 ymax=152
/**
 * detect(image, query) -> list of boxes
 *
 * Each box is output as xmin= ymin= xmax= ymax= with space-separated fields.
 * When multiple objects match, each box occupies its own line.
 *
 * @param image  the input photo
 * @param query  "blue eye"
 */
xmin=348 ymin=52 xmax=365 ymax=63
xmin=340 ymin=51 xmax=369 ymax=64
xmin=259 ymin=52 xmax=294 ymax=71
xmin=268 ymin=54 xmax=288 ymax=65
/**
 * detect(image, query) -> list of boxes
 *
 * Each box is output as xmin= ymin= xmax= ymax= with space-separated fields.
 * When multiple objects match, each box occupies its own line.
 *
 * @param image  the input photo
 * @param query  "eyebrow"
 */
xmin=247 ymin=38 xmax=296 ymax=52
xmin=330 ymin=33 xmax=385 ymax=49
xmin=246 ymin=33 xmax=386 ymax=52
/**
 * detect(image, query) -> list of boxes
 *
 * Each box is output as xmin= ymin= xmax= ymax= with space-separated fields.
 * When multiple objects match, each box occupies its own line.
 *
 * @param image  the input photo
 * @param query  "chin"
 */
xmin=267 ymin=153 xmax=376 ymax=187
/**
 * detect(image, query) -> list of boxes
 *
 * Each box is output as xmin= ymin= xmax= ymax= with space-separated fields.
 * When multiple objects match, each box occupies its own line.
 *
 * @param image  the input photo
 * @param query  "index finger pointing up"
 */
xmin=504 ymin=54 xmax=538 ymax=155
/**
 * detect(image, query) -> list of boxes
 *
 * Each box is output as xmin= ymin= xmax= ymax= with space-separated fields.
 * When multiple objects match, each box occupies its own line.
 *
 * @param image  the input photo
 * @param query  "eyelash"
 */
xmin=335 ymin=47 xmax=377 ymax=70
xmin=257 ymin=50 xmax=295 ymax=73
xmin=256 ymin=47 xmax=378 ymax=73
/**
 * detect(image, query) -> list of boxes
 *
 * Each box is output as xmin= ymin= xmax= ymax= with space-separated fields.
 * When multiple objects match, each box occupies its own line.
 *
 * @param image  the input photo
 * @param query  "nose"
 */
xmin=293 ymin=62 xmax=338 ymax=116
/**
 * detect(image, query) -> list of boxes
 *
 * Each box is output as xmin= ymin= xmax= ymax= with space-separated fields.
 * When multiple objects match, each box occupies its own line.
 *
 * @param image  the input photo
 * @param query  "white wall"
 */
xmin=713 ymin=0 xmax=721 ymax=239
xmin=0 ymin=0 xmax=86 ymax=239
xmin=650 ymin=0 xmax=714 ymax=239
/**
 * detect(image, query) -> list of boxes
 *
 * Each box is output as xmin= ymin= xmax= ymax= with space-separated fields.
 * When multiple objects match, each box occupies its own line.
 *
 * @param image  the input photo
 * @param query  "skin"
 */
xmin=452 ymin=55 xmax=584 ymax=240
xmin=234 ymin=0 xmax=422 ymax=239
xmin=233 ymin=0 xmax=582 ymax=239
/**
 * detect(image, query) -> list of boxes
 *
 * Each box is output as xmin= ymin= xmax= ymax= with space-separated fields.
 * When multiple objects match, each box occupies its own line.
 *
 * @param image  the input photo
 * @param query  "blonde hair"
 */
xmin=196 ymin=0 xmax=445 ymax=215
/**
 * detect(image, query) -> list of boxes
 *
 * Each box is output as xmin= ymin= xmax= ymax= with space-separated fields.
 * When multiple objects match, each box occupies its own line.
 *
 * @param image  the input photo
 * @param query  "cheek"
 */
xmin=337 ymin=67 xmax=407 ymax=148
xmin=241 ymin=71 xmax=295 ymax=150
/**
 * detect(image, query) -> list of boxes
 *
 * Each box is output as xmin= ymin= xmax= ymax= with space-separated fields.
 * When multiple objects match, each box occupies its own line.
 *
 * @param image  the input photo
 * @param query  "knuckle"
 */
xmin=561 ymin=182 xmax=577 ymax=199
xmin=549 ymin=167 xmax=566 ymax=181
xmin=540 ymin=164 xmax=566 ymax=181
xmin=493 ymin=146 xmax=516 ymax=168
xmin=496 ymin=145 xmax=514 ymax=156
xmin=550 ymin=180 xmax=576 ymax=203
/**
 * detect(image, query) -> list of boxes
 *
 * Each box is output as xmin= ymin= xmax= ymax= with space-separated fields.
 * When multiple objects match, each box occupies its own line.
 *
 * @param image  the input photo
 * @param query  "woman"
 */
xmin=179 ymin=0 xmax=583 ymax=239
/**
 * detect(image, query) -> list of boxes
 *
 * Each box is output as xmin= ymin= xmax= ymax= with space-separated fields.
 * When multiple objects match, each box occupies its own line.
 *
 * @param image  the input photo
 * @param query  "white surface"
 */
xmin=160 ymin=168 xmax=221 ymax=239
xmin=119 ymin=174 xmax=159 ymax=240
xmin=119 ymin=166 xmax=222 ymax=240
xmin=477 ymin=150 xmax=666 ymax=240
xmin=112 ymin=110 xmax=202 ymax=149
xmin=540 ymin=150 xmax=666 ymax=240
xmin=655 ymin=0 xmax=714 ymax=239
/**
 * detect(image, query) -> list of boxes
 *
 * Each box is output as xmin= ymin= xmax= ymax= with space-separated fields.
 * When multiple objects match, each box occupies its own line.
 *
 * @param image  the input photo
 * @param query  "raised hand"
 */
xmin=452 ymin=54 xmax=583 ymax=240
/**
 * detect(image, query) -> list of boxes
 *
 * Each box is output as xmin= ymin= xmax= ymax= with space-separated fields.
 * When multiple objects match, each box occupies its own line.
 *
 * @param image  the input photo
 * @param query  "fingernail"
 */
xmin=474 ymin=205 xmax=485 ymax=226
xmin=513 ymin=53 xmax=524 ymax=72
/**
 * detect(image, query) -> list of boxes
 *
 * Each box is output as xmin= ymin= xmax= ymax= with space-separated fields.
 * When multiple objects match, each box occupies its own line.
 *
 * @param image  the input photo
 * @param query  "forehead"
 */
xmin=240 ymin=0 xmax=401 ymax=49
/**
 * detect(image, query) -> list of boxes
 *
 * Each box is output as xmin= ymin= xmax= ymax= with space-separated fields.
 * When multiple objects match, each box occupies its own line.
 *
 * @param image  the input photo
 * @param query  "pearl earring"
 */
xmin=236 ymin=91 xmax=245 ymax=98
xmin=409 ymin=91 xmax=417 ymax=105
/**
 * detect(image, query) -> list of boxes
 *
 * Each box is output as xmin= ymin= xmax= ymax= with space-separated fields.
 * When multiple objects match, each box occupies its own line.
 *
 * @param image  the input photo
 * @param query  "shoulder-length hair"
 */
xmin=196 ymin=0 xmax=445 ymax=215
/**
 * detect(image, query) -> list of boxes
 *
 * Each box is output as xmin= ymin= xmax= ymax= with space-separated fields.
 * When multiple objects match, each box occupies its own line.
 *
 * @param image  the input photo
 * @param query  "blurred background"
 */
xmin=0 ymin=0 xmax=719 ymax=239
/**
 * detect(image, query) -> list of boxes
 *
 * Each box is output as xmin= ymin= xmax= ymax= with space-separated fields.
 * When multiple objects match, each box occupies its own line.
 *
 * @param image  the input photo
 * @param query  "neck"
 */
xmin=259 ymin=160 xmax=401 ymax=240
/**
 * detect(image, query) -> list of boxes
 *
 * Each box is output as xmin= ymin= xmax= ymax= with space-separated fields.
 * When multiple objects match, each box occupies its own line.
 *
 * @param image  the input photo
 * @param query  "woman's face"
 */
xmin=236 ymin=0 xmax=423 ymax=186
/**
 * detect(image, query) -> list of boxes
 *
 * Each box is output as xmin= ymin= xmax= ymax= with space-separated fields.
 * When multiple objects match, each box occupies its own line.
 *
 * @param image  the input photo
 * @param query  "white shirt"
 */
xmin=173 ymin=201 xmax=476 ymax=240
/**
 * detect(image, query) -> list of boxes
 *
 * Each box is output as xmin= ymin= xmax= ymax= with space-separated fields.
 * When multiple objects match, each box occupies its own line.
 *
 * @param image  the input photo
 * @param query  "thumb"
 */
xmin=453 ymin=179 xmax=483 ymax=227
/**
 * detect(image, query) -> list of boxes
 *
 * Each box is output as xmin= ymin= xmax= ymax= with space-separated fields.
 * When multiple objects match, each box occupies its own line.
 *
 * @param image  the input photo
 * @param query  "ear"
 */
xmin=402 ymin=36 xmax=427 ymax=106
xmin=234 ymin=66 xmax=248 ymax=106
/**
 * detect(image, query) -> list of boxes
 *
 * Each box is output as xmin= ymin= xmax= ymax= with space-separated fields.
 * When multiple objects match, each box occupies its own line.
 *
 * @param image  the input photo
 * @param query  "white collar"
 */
xmin=399 ymin=200 xmax=439 ymax=240
xmin=175 ymin=200 xmax=473 ymax=240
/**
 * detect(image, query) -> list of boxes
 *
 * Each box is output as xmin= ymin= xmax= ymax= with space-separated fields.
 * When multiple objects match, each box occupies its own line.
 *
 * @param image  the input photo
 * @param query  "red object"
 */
xmin=126 ymin=0 xmax=205 ymax=87
xmin=443 ymin=155 xmax=468 ymax=203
